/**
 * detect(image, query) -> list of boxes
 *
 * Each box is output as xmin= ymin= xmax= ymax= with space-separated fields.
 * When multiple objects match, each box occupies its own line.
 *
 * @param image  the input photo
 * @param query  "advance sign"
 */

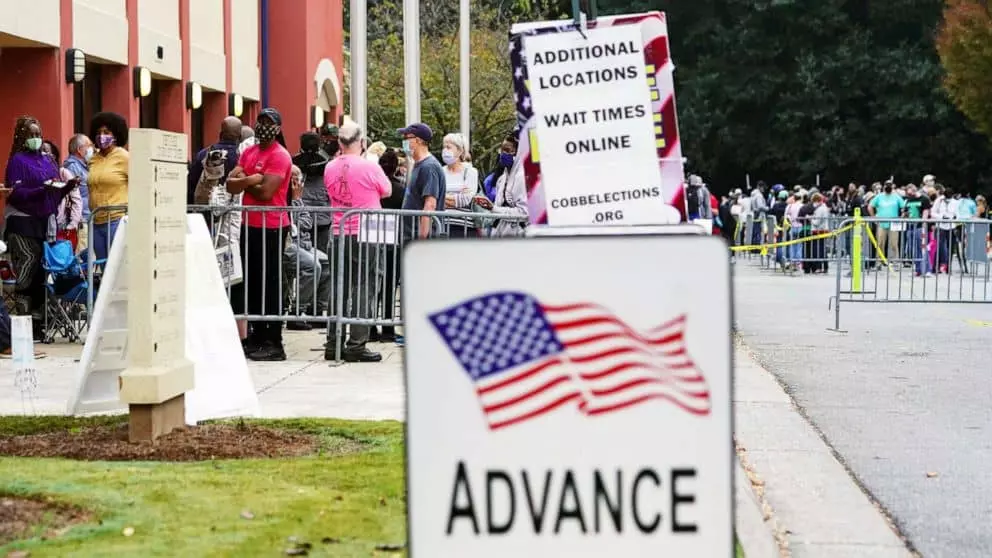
xmin=403 ymin=235 xmax=733 ymax=557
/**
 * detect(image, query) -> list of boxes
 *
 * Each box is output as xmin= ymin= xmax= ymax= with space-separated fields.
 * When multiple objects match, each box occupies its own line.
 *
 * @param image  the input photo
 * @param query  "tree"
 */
xmin=361 ymin=1 xmax=523 ymax=173
xmin=937 ymin=0 xmax=992 ymax=138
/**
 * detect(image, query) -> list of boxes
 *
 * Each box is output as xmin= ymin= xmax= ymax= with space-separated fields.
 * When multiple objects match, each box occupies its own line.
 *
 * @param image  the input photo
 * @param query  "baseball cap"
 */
xmin=258 ymin=107 xmax=282 ymax=126
xmin=397 ymin=122 xmax=433 ymax=143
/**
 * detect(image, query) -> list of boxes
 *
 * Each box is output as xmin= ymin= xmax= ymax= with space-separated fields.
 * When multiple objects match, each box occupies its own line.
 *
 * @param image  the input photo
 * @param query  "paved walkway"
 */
xmin=0 ymin=330 xmax=405 ymax=420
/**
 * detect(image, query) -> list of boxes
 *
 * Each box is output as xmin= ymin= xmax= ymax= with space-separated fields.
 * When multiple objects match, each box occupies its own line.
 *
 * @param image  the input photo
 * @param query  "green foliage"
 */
xmin=937 ymin=0 xmax=992 ymax=139
xmin=591 ymin=0 xmax=992 ymax=194
xmin=359 ymin=1 xmax=526 ymax=173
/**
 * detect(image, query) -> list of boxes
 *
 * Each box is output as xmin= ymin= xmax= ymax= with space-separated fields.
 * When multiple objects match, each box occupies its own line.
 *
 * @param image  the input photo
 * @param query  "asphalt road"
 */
xmin=733 ymin=261 xmax=992 ymax=558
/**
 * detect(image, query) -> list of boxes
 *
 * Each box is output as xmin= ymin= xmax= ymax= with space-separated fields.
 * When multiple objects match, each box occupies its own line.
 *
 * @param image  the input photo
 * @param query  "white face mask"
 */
xmin=441 ymin=149 xmax=457 ymax=166
xmin=84 ymin=146 xmax=94 ymax=161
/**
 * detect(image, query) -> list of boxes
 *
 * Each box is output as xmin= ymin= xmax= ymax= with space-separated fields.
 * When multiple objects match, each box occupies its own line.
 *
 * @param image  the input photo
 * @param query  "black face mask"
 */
xmin=255 ymin=123 xmax=280 ymax=144
xmin=322 ymin=140 xmax=339 ymax=154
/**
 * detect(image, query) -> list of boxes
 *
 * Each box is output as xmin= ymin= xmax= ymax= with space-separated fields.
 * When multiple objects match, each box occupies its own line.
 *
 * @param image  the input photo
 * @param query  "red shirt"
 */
xmin=239 ymin=142 xmax=292 ymax=228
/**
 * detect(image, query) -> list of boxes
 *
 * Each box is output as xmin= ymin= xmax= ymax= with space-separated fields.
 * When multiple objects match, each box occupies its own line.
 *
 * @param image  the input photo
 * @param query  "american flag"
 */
xmin=428 ymin=291 xmax=710 ymax=431
xmin=510 ymin=12 xmax=685 ymax=224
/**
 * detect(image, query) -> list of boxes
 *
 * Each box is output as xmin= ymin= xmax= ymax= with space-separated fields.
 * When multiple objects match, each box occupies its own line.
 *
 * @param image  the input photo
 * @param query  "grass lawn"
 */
xmin=3 ymin=416 xmax=750 ymax=557
xmin=0 ymin=417 xmax=406 ymax=557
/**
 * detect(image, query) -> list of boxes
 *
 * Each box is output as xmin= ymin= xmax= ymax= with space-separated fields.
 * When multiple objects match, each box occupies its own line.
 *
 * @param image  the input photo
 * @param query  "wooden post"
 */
xmin=119 ymin=128 xmax=194 ymax=442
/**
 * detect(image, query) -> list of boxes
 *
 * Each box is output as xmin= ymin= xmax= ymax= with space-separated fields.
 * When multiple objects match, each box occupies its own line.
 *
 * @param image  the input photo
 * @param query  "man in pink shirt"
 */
xmin=323 ymin=122 xmax=391 ymax=362
xmin=226 ymin=107 xmax=293 ymax=362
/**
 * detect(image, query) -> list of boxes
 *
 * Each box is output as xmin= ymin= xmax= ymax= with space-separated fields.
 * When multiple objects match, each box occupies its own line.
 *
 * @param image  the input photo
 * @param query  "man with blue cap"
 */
xmin=397 ymin=122 xmax=445 ymax=239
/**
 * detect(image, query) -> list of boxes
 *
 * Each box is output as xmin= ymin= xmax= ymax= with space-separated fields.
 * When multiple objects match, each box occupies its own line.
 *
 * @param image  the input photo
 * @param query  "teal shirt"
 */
xmin=870 ymin=193 xmax=906 ymax=228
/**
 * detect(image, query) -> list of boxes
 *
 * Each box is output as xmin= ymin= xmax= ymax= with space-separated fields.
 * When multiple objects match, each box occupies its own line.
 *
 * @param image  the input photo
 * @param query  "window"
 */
xmin=73 ymin=63 xmax=103 ymax=134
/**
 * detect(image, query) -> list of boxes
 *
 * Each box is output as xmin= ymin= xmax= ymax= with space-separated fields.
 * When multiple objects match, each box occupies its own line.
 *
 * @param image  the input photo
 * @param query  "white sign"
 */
xmin=358 ymin=213 xmax=398 ymax=245
xmin=402 ymin=235 xmax=733 ymax=557
xmin=69 ymin=215 xmax=259 ymax=424
xmin=525 ymin=24 xmax=667 ymax=226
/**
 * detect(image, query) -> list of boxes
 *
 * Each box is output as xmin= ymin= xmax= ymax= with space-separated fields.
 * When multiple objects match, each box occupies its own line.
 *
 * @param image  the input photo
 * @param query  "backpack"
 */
xmin=686 ymin=186 xmax=701 ymax=217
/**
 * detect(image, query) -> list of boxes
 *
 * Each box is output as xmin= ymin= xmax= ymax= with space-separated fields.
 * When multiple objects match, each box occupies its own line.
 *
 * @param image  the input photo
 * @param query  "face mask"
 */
xmin=441 ymin=149 xmax=457 ymax=165
xmin=254 ymin=123 xmax=280 ymax=144
xmin=322 ymin=141 xmax=338 ymax=155
xmin=84 ymin=146 xmax=94 ymax=161
xmin=97 ymin=134 xmax=115 ymax=150
xmin=402 ymin=140 xmax=412 ymax=154
xmin=498 ymin=152 xmax=514 ymax=168
xmin=24 ymin=138 xmax=42 ymax=152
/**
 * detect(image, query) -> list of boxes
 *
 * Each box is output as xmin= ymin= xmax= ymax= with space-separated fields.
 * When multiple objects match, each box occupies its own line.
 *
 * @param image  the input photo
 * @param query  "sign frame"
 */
xmin=510 ymin=12 xmax=686 ymax=227
xmin=401 ymin=234 xmax=735 ymax=557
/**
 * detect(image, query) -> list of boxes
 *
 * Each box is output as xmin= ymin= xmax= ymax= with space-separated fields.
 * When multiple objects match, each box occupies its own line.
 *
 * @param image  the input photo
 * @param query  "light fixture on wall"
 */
xmin=311 ymin=105 xmax=325 ymax=129
xmin=229 ymin=93 xmax=244 ymax=117
xmin=133 ymin=66 xmax=152 ymax=98
xmin=65 ymin=48 xmax=86 ymax=83
xmin=186 ymin=82 xmax=203 ymax=110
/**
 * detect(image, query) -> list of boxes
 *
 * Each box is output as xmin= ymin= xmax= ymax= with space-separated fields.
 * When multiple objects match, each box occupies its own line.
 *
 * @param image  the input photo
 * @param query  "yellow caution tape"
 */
xmin=731 ymin=224 xmax=854 ymax=252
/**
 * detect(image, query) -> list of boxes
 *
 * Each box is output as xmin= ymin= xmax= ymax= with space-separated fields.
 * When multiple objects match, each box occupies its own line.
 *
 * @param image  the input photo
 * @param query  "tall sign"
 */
xmin=510 ymin=13 xmax=685 ymax=227
xmin=120 ymin=128 xmax=194 ymax=442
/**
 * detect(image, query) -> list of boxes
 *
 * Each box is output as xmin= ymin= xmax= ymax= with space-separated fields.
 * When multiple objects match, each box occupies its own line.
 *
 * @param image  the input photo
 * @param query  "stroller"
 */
xmin=42 ymin=239 xmax=101 ymax=343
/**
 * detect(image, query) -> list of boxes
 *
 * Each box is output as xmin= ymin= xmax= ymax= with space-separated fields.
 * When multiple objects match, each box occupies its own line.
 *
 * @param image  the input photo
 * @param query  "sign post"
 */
xmin=402 ymin=235 xmax=733 ymax=556
xmin=120 ymin=128 xmax=194 ymax=442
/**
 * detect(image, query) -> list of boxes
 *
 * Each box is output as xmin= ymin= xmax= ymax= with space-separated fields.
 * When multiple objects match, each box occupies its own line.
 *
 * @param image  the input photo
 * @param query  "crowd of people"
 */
xmin=713 ymin=177 xmax=989 ymax=275
xmin=0 ymin=108 xmax=530 ymax=362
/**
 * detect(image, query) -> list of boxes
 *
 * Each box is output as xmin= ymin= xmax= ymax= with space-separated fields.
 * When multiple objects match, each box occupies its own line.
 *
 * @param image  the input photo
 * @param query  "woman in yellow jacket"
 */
xmin=87 ymin=112 xmax=129 ymax=261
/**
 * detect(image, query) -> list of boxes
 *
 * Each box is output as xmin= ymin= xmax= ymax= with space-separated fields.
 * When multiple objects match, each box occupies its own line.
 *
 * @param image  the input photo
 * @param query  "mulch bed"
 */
xmin=0 ymin=423 xmax=320 ymax=462
xmin=0 ymin=496 xmax=91 ymax=546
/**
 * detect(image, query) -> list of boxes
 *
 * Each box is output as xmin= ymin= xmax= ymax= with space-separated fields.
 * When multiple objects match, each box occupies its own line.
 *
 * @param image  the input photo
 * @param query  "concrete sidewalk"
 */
xmin=0 ymin=332 xmax=914 ymax=557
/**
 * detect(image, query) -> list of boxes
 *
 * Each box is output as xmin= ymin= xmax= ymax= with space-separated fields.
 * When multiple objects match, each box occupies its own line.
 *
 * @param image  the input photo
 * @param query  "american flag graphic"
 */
xmin=510 ymin=12 xmax=685 ymax=225
xmin=428 ymin=291 xmax=710 ymax=431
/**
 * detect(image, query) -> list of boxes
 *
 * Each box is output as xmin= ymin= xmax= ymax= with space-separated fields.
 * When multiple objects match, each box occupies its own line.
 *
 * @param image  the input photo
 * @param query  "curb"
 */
xmin=734 ymin=454 xmax=779 ymax=558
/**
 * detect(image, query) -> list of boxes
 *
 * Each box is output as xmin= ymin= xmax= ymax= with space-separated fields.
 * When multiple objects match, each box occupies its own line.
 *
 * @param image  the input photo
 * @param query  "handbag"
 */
xmin=214 ymin=212 xmax=243 ymax=287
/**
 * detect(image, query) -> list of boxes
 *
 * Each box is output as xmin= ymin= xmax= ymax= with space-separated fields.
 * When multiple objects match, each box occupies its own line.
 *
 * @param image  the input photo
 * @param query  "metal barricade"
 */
xmin=731 ymin=213 xmax=853 ymax=273
xmin=79 ymin=204 xmax=528 ymax=363
xmin=328 ymin=208 xmax=529 ymax=362
xmin=829 ymin=216 xmax=992 ymax=330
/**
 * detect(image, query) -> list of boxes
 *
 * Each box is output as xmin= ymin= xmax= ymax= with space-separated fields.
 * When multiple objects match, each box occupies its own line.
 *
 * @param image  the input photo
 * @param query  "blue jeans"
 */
xmin=0 ymin=297 xmax=11 ymax=352
xmin=789 ymin=225 xmax=803 ymax=261
xmin=907 ymin=225 xmax=929 ymax=275
xmin=90 ymin=218 xmax=121 ymax=262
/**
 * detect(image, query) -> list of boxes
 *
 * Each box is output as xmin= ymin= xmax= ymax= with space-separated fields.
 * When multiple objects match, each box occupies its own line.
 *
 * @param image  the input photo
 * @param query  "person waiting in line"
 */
xmin=226 ymin=108 xmax=293 ymax=362
xmin=188 ymin=116 xmax=242 ymax=209
xmin=41 ymin=139 xmax=83 ymax=252
xmin=322 ymin=122 xmax=392 ymax=363
xmin=441 ymin=132 xmax=480 ymax=238
xmin=318 ymin=123 xmax=340 ymax=158
xmin=483 ymin=133 xmax=528 ymax=237
xmin=292 ymin=132 xmax=333 ymax=253
xmin=398 ymin=122 xmax=445 ymax=240
xmin=868 ymin=181 xmax=905 ymax=269
xmin=4 ymin=116 xmax=80 ymax=340
xmin=87 ymin=112 xmax=130 ymax=262
xmin=284 ymin=165 xmax=331 ymax=331
xmin=368 ymin=148 xmax=406 ymax=344
xmin=62 ymin=134 xmax=93 ymax=254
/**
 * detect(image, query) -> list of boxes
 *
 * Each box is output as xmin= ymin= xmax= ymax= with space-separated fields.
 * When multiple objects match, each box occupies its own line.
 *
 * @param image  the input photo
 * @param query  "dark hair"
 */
xmin=90 ymin=111 xmax=129 ymax=148
xmin=490 ymin=133 xmax=520 ymax=188
xmin=379 ymin=148 xmax=399 ymax=177
xmin=8 ymin=115 xmax=39 ymax=160
xmin=42 ymin=139 xmax=61 ymax=163
xmin=300 ymin=132 xmax=320 ymax=153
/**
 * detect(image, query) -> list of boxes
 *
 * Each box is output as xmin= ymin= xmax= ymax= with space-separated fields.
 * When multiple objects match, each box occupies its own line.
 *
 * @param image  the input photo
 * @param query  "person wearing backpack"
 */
xmin=293 ymin=132 xmax=333 ymax=252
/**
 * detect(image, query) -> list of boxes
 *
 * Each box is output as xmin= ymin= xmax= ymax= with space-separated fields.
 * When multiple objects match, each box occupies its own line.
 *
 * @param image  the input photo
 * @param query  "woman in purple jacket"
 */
xmin=4 ymin=115 xmax=78 ymax=339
